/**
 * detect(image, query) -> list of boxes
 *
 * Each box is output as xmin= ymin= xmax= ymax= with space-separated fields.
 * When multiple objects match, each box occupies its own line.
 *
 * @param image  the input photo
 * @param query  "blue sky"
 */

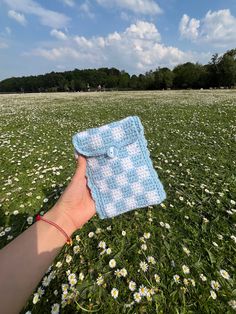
xmin=0 ymin=0 xmax=236 ymax=81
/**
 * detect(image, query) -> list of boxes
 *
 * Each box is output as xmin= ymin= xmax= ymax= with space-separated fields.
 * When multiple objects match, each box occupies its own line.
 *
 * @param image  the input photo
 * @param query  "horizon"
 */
xmin=0 ymin=0 xmax=236 ymax=81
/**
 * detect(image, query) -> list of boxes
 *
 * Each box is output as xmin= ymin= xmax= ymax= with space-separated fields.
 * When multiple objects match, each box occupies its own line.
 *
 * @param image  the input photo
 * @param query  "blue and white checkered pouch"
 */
xmin=72 ymin=116 xmax=166 ymax=219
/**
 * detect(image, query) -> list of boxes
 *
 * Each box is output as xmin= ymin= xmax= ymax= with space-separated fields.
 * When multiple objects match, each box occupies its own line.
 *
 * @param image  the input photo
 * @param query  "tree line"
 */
xmin=0 ymin=48 xmax=236 ymax=93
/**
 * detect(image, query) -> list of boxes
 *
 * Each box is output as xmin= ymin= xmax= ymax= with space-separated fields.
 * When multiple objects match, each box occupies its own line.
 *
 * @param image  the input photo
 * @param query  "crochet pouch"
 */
xmin=72 ymin=116 xmax=166 ymax=219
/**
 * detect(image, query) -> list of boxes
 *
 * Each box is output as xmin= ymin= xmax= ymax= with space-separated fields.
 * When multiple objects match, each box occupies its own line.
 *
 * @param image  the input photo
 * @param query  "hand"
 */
xmin=51 ymin=154 xmax=96 ymax=231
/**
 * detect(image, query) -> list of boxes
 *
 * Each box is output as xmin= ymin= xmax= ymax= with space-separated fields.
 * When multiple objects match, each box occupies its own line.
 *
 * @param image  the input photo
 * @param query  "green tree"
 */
xmin=173 ymin=62 xmax=206 ymax=89
xmin=218 ymin=49 xmax=236 ymax=87
xmin=154 ymin=67 xmax=174 ymax=89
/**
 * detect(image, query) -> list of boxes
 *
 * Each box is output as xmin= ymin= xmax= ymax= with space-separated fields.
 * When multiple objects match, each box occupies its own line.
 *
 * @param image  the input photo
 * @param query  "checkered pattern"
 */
xmin=72 ymin=116 xmax=166 ymax=219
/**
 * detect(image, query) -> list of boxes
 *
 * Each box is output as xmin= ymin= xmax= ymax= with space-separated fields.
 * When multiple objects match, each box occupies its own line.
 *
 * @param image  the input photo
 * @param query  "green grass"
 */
xmin=0 ymin=90 xmax=236 ymax=313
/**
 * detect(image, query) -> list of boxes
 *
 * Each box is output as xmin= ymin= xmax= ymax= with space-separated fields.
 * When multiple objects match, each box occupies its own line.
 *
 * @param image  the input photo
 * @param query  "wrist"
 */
xmin=43 ymin=206 xmax=77 ymax=238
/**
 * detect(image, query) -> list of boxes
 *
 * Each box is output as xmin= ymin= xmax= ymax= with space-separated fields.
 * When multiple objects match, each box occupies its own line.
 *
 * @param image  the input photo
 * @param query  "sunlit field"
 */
xmin=0 ymin=90 xmax=236 ymax=314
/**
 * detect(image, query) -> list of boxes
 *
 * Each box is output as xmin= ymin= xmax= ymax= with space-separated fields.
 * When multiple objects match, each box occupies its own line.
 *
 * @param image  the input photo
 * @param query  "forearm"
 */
xmin=0 ymin=206 xmax=78 ymax=314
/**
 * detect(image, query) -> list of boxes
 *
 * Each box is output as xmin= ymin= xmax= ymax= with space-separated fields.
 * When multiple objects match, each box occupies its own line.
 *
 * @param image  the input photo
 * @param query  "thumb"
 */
xmin=75 ymin=154 xmax=87 ymax=178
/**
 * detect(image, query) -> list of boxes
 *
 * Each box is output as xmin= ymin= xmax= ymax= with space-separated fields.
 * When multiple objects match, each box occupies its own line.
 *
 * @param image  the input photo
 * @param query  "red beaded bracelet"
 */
xmin=36 ymin=214 xmax=73 ymax=246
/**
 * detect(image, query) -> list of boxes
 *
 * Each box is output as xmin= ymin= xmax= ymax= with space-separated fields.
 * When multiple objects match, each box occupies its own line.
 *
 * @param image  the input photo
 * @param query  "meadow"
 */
xmin=0 ymin=90 xmax=236 ymax=314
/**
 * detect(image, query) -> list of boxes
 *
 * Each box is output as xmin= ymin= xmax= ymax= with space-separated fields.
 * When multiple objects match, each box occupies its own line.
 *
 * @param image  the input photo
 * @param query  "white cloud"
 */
xmin=25 ymin=20 xmax=199 ymax=73
xmin=3 ymin=0 xmax=70 ymax=28
xmin=96 ymin=0 xmax=162 ymax=15
xmin=79 ymin=1 xmax=95 ymax=19
xmin=74 ymin=36 xmax=94 ymax=48
xmin=5 ymin=26 xmax=12 ymax=34
xmin=62 ymin=0 xmax=75 ymax=7
xmin=179 ymin=9 xmax=236 ymax=47
xmin=124 ymin=20 xmax=161 ymax=41
xmin=8 ymin=10 xmax=27 ymax=26
xmin=50 ymin=29 xmax=67 ymax=40
xmin=179 ymin=14 xmax=200 ymax=40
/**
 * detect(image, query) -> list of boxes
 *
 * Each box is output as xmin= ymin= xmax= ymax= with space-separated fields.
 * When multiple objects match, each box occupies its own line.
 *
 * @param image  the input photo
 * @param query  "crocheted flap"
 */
xmin=72 ymin=116 xmax=143 ymax=157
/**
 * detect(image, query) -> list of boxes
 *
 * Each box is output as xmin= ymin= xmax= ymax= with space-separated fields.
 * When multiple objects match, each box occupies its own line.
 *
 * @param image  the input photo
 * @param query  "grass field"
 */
xmin=0 ymin=90 xmax=236 ymax=314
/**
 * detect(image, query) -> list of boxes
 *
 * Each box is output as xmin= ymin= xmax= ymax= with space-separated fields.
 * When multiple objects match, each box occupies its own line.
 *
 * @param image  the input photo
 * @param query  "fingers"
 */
xmin=75 ymin=154 xmax=87 ymax=178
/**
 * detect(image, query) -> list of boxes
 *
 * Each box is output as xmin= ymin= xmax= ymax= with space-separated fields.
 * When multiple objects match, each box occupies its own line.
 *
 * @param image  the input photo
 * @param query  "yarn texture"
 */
xmin=72 ymin=116 xmax=166 ymax=219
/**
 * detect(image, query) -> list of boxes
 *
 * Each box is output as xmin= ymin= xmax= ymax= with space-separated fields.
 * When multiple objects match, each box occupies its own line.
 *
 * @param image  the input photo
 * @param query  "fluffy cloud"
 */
xmin=50 ymin=29 xmax=67 ymax=40
xmin=3 ymin=0 xmax=70 ymax=28
xmin=8 ymin=10 xmax=27 ymax=26
xmin=25 ymin=20 xmax=198 ymax=73
xmin=96 ymin=0 xmax=162 ymax=15
xmin=179 ymin=14 xmax=200 ymax=40
xmin=179 ymin=9 xmax=236 ymax=46
xmin=79 ymin=1 xmax=95 ymax=19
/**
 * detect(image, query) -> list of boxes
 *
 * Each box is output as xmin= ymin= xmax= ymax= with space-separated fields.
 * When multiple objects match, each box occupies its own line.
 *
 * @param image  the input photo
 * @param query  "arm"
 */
xmin=0 ymin=155 xmax=96 ymax=314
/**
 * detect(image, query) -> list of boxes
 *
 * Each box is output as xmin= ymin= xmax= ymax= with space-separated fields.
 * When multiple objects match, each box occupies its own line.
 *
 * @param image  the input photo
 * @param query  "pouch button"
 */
xmin=107 ymin=146 xmax=117 ymax=158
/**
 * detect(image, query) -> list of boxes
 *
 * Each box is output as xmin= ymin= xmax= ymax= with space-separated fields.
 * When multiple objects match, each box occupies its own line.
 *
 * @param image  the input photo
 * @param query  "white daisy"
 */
xmin=139 ymin=261 xmax=148 ymax=272
xmin=88 ymin=232 xmax=94 ymax=238
xmin=76 ymin=235 xmax=81 ymax=242
xmin=200 ymin=273 xmax=207 ymax=281
xmin=114 ymin=269 xmax=122 ymax=277
xmin=147 ymin=256 xmax=156 ymax=264
xmin=61 ymin=284 xmax=69 ymax=292
xmin=96 ymin=275 xmax=104 ymax=286
xmin=51 ymin=303 xmax=60 ymax=314
xmin=173 ymin=274 xmax=180 ymax=283
xmin=96 ymin=228 xmax=102 ymax=234
xmin=66 ymin=254 xmax=72 ymax=264
xmin=139 ymin=285 xmax=148 ymax=296
xmin=32 ymin=293 xmax=40 ymax=304
xmin=55 ymin=261 xmax=62 ymax=268
xmin=190 ymin=279 xmax=196 ymax=286
xmin=182 ymin=246 xmax=190 ymax=256
xmin=182 ymin=265 xmax=190 ymax=274
xmin=106 ymin=248 xmax=112 ymax=254
xmin=143 ymin=232 xmax=151 ymax=239
xmin=210 ymin=290 xmax=217 ymax=299
xmin=219 ymin=269 xmax=230 ymax=280
xmin=165 ymin=223 xmax=170 ymax=229
xmin=141 ymin=244 xmax=147 ymax=250
xmin=109 ymin=259 xmax=116 ymax=268
xmin=79 ymin=272 xmax=85 ymax=281
xmin=42 ymin=275 xmax=51 ymax=287
xmin=183 ymin=278 xmax=189 ymax=286
xmin=68 ymin=274 xmax=77 ymax=286
xmin=73 ymin=245 xmax=80 ymax=254
xmin=111 ymin=288 xmax=119 ymax=299
xmin=37 ymin=286 xmax=45 ymax=297
xmin=231 ymin=235 xmax=236 ymax=243
xmin=154 ymin=274 xmax=160 ymax=283
xmin=211 ymin=280 xmax=221 ymax=291
xmin=98 ymin=241 xmax=106 ymax=249
xmin=228 ymin=300 xmax=236 ymax=310
xmin=27 ymin=217 xmax=33 ymax=224
xmin=134 ymin=292 xmax=142 ymax=303
xmin=120 ymin=268 xmax=127 ymax=277
xmin=129 ymin=281 xmax=136 ymax=291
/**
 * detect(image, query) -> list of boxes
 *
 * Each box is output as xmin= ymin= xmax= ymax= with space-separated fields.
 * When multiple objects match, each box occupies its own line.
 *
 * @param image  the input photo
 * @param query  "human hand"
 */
xmin=48 ymin=154 xmax=96 ymax=232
